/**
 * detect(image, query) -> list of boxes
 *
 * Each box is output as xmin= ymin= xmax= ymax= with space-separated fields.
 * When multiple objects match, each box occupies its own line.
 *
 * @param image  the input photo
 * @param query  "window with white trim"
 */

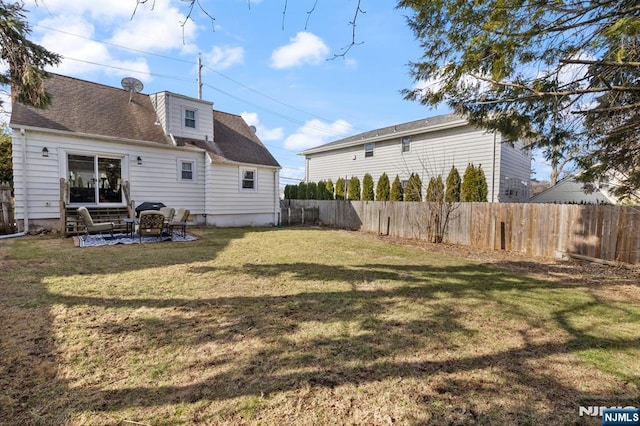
xmin=184 ymin=109 xmax=196 ymax=129
xmin=401 ymin=136 xmax=411 ymax=152
xmin=364 ymin=143 xmax=374 ymax=158
xmin=179 ymin=160 xmax=195 ymax=181
xmin=240 ymin=168 xmax=257 ymax=191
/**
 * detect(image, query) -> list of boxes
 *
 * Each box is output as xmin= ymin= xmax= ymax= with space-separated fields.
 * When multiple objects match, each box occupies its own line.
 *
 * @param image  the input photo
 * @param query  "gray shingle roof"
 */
xmin=10 ymin=73 xmax=171 ymax=144
xmin=10 ymin=73 xmax=280 ymax=168
xmin=300 ymin=113 xmax=466 ymax=155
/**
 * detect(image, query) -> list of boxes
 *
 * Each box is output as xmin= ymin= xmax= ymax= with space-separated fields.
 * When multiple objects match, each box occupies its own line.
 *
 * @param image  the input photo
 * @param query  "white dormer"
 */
xmin=149 ymin=91 xmax=214 ymax=142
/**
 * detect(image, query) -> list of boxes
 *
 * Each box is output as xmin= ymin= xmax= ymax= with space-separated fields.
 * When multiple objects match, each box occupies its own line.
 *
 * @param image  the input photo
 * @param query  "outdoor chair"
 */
xmin=136 ymin=210 xmax=166 ymax=242
xmin=159 ymin=207 xmax=175 ymax=223
xmin=77 ymin=206 xmax=114 ymax=240
xmin=168 ymin=208 xmax=190 ymax=238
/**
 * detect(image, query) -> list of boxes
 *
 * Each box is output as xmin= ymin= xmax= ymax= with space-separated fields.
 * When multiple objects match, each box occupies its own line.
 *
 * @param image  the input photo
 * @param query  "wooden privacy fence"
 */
xmin=0 ymin=182 xmax=15 ymax=235
xmin=288 ymin=200 xmax=640 ymax=265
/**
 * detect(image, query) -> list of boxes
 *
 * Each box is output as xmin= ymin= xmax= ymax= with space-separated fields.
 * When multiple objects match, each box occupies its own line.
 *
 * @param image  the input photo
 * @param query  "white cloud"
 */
xmin=270 ymin=32 xmax=329 ymax=69
xmin=241 ymin=112 xmax=284 ymax=141
xmin=205 ymin=46 xmax=245 ymax=70
xmin=109 ymin=2 xmax=198 ymax=53
xmin=37 ymin=16 xmax=150 ymax=78
xmin=283 ymin=119 xmax=353 ymax=151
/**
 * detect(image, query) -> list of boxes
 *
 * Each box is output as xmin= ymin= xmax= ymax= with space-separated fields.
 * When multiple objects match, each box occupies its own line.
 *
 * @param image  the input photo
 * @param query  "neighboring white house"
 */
xmin=300 ymin=114 xmax=532 ymax=202
xmin=529 ymin=175 xmax=621 ymax=204
xmin=10 ymin=73 xmax=281 ymax=232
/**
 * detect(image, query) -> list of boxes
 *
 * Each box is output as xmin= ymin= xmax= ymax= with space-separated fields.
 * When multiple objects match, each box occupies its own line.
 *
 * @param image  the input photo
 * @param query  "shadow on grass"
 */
xmin=1 ymin=228 xmax=638 ymax=424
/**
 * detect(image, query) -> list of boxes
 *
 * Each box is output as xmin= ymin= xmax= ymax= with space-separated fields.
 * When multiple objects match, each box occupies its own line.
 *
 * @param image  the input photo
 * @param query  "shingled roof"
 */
xmin=10 ymin=73 xmax=280 ymax=168
xmin=300 ymin=113 xmax=467 ymax=155
xmin=11 ymin=73 xmax=171 ymax=144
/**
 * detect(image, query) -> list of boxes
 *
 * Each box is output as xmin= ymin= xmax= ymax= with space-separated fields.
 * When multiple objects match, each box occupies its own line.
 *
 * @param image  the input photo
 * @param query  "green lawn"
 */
xmin=0 ymin=227 xmax=638 ymax=425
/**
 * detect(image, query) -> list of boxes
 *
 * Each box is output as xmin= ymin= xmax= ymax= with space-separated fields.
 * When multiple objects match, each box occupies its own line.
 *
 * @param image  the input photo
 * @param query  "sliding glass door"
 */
xmin=68 ymin=154 xmax=123 ymax=205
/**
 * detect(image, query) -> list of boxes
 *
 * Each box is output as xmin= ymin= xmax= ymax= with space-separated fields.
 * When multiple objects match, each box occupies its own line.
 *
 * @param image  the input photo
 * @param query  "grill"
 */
xmin=135 ymin=202 xmax=166 ymax=217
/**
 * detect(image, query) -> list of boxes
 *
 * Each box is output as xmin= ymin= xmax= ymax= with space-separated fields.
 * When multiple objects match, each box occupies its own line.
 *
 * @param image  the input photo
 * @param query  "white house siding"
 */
xmin=497 ymin=139 xmax=532 ymax=202
xmin=529 ymin=177 xmax=613 ymax=204
xmin=207 ymin=163 xmax=279 ymax=227
xmin=306 ymin=124 xmax=505 ymax=201
xmin=152 ymin=92 xmax=214 ymax=142
xmin=11 ymin=128 xmax=206 ymax=228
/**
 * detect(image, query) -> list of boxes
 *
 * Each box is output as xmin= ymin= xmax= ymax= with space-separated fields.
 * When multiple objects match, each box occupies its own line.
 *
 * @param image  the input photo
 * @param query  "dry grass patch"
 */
xmin=0 ymin=227 xmax=638 ymax=425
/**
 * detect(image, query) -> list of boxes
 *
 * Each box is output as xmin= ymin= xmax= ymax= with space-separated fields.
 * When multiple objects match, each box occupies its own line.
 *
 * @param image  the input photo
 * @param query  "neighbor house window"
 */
xmin=184 ymin=109 xmax=196 ymax=128
xmin=364 ymin=143 xmax=374 ymax=158
xmin=179 ymin=160 xmax=195 ymax=181
xmin=240 ymin=168 xmax=257 ymax=191
xmin=67 ymin=154 xmax=122 ymax=205
xmin=402 ymin=136 xmax=411 ymax=152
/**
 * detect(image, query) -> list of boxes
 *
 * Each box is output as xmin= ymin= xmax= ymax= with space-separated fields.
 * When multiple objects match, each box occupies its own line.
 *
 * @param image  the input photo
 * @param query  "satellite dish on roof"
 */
xmin=121 ymin=77 xmax=144 ymax=103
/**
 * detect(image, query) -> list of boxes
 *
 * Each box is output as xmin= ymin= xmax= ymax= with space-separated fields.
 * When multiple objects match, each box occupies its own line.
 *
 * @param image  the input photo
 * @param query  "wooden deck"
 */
xmin=63 ymin=206 xmax=130 ymax=237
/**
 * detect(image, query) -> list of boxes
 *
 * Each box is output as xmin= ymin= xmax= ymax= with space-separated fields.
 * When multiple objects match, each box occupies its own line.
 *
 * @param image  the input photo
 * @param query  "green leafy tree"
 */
xmin=0 ymin=124 xmax=12 ymax=184
xmin=1 ymin=2 xmax=61 ymax=109
xmin=297 ymin=182 xmax=308 ymax=200
xmin=316 ymin=180 xmax=326 ymax=200
xmin=390 ymin=175 xmax=404 ymax=201
xmin=476 ymin=165 xmax=488 ymax=202
xmin=284 ymin=185 xmax=298 ymax=200
xmin=362 ymin=173 xmax=374 ymax=201
xmin=376 ymin=172 xmax=390 ymax=201
xmin=335 ymin=177 xmax=345 ymax=200
xmin=426 ymin=175 xmax=444 ymax=203
xmin=306 ymin=181 xmax=317 ymax=200
xmin=445 ymin=165 xmax=461 ymax=202
xmin=325 ymin=179 xmax=334 ymax=200
xmin=405 ymin=173 xmax=422 ymax=202
xmin=461 ymin=163 xmax=488 ymax=202
xmin=347 ymin=176 xmax=361 ymax=201
xmin=398 ymin=0 xmax=640 ymax=196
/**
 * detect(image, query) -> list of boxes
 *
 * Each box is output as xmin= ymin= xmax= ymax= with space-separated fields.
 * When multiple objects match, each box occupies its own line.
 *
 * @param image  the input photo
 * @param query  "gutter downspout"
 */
xmin=492 ymin=131 xmax=497 ymax=202
xmin=2 ymin=128 xmax=29 ymax=239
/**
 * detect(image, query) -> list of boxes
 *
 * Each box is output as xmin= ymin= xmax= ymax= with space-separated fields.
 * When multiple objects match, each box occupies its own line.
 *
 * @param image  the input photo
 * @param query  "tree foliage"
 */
xmin=297 ymin=181 xmax=308 ymax=200
xmin=306 ymin=181 xmax=317 ymax=200
xmin=376 ymin=172 xmax=390 ymax=201
xmin=460 ymin=163 xmax=488 ymax=202
xmin=283 ymin=184 xmax=297 ymax=199
xmin=405 ymin=173 xmax=422 ymax=202
xmin=390 ymin=175 xmax=404 ymax=201
xmin=426 ymin=175 xmax=444 ymax=203
xmin=325 ymin=179 xmax=335 ymax=200
xmin=347 ymin=176 xmax=361 ymax=201
xmin=445 ymin=165 xmax=461 ymax=202
xmin=1 ymin=1 xmax=61 ymax=109
xmin=0 ymin=123 xmax=12 ymax=184
xmin=398 ymin=0 xmax=640 ymax=197
xmin=362 ymin=173 xmax=374 ymax=201
xmin=335 ymin=177 xmax=345 ymax=200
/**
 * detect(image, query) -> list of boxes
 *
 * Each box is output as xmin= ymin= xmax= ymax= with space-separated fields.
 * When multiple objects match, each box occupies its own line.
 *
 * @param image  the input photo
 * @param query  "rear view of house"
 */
xmin=10 ymin=73 xmax=281 ymax=233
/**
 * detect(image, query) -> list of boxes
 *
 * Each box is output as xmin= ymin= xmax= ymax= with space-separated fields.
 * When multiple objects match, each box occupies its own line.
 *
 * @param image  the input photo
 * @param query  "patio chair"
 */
xmin=137 ymin=210 xmax=166 ymax=242
xmin=159 ymin=207 xmax=175 ymax=223
xmin=77 ymin=207 xmax=114 ymax=240
xmin=168 ymin=208 xmax=190 ymax=238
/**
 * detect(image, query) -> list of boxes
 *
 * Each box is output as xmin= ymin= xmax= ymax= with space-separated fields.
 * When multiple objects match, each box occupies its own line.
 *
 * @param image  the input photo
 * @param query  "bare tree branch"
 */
xmin=330 ymin=0 xmax=365 ymax=60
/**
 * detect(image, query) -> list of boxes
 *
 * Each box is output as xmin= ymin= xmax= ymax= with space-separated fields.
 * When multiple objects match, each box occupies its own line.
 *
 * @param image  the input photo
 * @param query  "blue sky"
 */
xmin=16 ymin=0 xmax=549 ymax=183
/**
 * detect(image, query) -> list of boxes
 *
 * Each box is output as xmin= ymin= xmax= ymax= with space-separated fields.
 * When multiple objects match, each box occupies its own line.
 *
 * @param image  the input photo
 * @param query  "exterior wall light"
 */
xmin=42 ymin=147 xmax=49 ymax=157
xmin=137 ymin=156 xmax=142 ymax=165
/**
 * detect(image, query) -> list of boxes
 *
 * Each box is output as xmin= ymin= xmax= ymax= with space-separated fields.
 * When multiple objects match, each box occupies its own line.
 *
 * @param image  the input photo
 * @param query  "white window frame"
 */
xmin=177 ymin=159 xmax=196 ymax=182
xmin=240 ymin=167 xmax=257 ymax=191
xmin=401 ymin=136 xmax=411 ymax=153
xmin=364 ymin=143 xmax=374 ymax=158
xmin=183 ymin=108 xmax=197 ymax=129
